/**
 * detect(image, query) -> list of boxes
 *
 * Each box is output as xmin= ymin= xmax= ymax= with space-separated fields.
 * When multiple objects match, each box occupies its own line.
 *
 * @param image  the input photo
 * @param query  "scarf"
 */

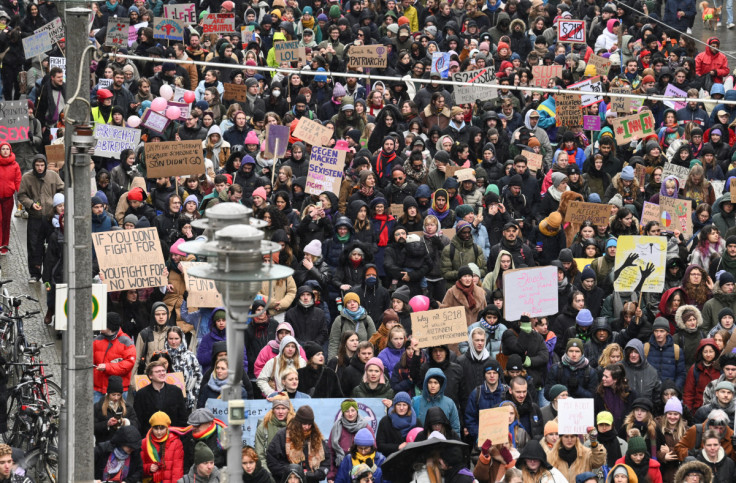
xmin=625 ymin=453 xmax=651 ymax=482
xmin=376 ymin=150 xmax=397 ymax=179
xmin=598 ymin=428 xmax=622 ymax=466
xmin=455 ymin=280 xmax=477 ymax=310
xmin=351 ymin=451 xmax=378 ymax=472
xmin=722 ymin=251 xmax=736 ymax=270
xmin=344 ymin=305 xmax=366 ymax=322
xmin=388 ymin=406 xmax=417 ymax=438
xmin=191 ymin=420 xmax=226 ymax=447
xmin=468 ymin=334 xmax=491 ymax=361
xmin=329 ymin=416 xmax=369 ymax=465
xmin=104 ymin=447 xmax=131 ymax=481
xmin=546 ymin=185 xmax=564 ymax=201
xmin=561 ymin=354 xmax=589 ymax=371
xmin=359 ymin=185 xmax=374 ymax=197
xmin=105 ymin=0 xmax=118 ymax=13
xmin=207 ymin=373 xmax=228 ymax=393
xmin=509 ymin=420 xmax=522 ymax=447
xmin=373 ymin=213 xmax=392 ymax=246
xmin=480 ymin=320 xmax=498 ymax=337
xmin=558 ymin=445 xmax=578 ymax=466
xmin=145 ymin=429 xmax=169 ymax=482
xmin=285 ymin=430 xmax=326 ymax=471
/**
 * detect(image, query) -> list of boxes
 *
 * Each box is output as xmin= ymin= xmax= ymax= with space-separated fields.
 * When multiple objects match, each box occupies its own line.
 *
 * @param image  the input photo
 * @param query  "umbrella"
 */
xmin=381 ymin=435 xmax=469 ymax=483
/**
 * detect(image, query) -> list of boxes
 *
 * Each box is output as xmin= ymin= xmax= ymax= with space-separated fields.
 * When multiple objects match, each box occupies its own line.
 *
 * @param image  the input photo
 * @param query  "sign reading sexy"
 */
xmin=611 ymin=111 xmax=656 ymax=144
xmin=613 ymin=235 xmax=667 ymax=293
xmin=502 ymin=266 xmax=558 ymax=320
xmin=92 ymin=228 xmax=167 ymax=291
xmin=0 ymin=101 xmax=30 ymax=144
xmin=305 ymin=146 xmax=346 ymax=195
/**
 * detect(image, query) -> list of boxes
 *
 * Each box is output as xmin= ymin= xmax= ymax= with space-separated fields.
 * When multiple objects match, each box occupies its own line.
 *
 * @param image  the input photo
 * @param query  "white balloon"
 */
xmin=159 ymin=84 xmax=174 ymax=101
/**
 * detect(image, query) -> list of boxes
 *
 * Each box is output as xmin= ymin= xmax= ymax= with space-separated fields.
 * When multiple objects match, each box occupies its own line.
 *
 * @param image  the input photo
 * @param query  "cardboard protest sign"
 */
xmin=613 ymin=235 xmax=667 ymax=292
xmin=635 ymin=164 xmax=647 ymax=187
xmin=45 ymin=144 xmax=65 ymax=172
xmin=660 ymin=196 xmax=692 ymax=238
xmin=611 ymin=112 xmax=656 ymax=144
xmin=54 ymin=283 xmax=107 ymax=331
xmin=153 ymin=17 xmax=186 ymax=41
xmin=522 ymin=152 xmax=544 ymax=171
xmin=609 ymin=85 xmax=631 ymax=114
xmin=275 ymin=40 xmax=306 ymax=64
xmin=347 ymin=44 xmax=388 ymax=69
xmin=389 ymin=204 xmax=404 ymax=217
xmin=93 ymin=124 xmax=141 ymax=158
xmin=664 ymin=84 xmax=688 ymax=111
xmin=0 ymin=100 xmax=30 ymax=144
xmin=661 ymin=162 xmax=689 ymax=185
xmin=265 ymin=124 xmax=289 ymax=158
xmin=569 ymin=77 xmax=603 ymax=107
xmin=454 ymin=168 xmax=476 ymax=182
xmin=202 ymin=13 xmax=235 ymax=34
xmin=223 ymin=83 xmax=247 ymax=102
xmin=129 ymin=22 xmax=148 ymax=47
xmin=589 ymin=54 xmax=612 ymax=76
xmin=145 ymin=140 xmax=205 ymax=178
xmin=640 ymin=202 xmax=660 ymax=227
xmin=583 ymin=115 xmax=601 ymax=131
xmin=558 ymin=19 xmax=585 ymax=43
xmin=478 ymin=407 xmax=510 ymax=445
xmin=105 ymin=18 xmax=129 ymax=47
xmin=502 ymin=266 xmax=558 ymax=320
xmin=410 ymin=306 xmax=467 ymax=348
xmin=135 ymin=372 xmax=186 ymax=396
xmin=22 ymin=31 xmax=52 ymax=58
xmin=92 ymin=228 xmax=167 ymax=291
xmin=181 ymin=262 xmax=222 ymax=309
xmin=555 ymin=93 xmax=583 ymax=127
xmin=558 ymin=398 xmax=594 ymax=435
xmin=305 ymin=146 xmax=347 ymax=195
xmin=141 ymin=109 xmax=170 ymax=132
xmin=452 ymin=68 xmax=498 ymax=104
xmin=564 ymin=201 xmax=611 ymax=225
xmin=293 ymin=117 xmax=334 ymax=146
xmin=163 ymin=3 xmax=196 ymax=24
xmin=431 ymin=52 xmax=450 ymax=78
xmin=531 ymin=65 xmax=563 ymax=87
xmin=34 ymin=18 xmax=64 ymax=44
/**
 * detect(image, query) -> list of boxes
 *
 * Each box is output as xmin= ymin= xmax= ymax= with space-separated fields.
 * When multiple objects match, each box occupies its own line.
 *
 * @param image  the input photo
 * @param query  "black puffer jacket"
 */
xmin=501 ymin=321 xmax=549 ymax=389
xmin=285 ymin=287 xmax=329 ymax=346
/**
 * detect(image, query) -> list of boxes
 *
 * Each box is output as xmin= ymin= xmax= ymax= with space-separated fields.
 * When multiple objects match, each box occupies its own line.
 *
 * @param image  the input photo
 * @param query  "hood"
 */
xmin=659 ymin=175 xmax=681 ymax=197
xmin=275 ymin=321 xmax=296 ymax=338
xmin=681 ymin=265 xmax=706 ymax=286
xmin=694 ymin=337 xmax=719 ymax=361
xmin=590 ymin=317 xmax=611 ymax=337
xmin=422 ymin=367 xmax=447 ymax=397
xmin=211 ymin=340 xmax=227 ymax=363
xmin=523 ymin=110 xmax=539 ymax=130
xmin=605 ymin=464 xmax=638 ymax=483
xmin=624 ymin=339 xmax=645 ymax=365
xmin=725 ymin=90 xmax=736 ymax=102
xmin=415 ymin=184 xmax=432 ymax=199
xmin=110 ymin=425 xmax=142 ymax=451
xmin=282 ymin=464 xmax=306 ymax=483
xmin=424 ymin=406 xmax=451 ymax=428
xmin=348 ymin=199 xmax=369 ymax=221
xmin=674 ymin=462 xmax=711 ymax=483
xmin=516 ymin=440 xmax=552 ymax=470
xmin=509 ymin=18 xmax=526 ymax=32
xmin=150 ymin=301 xmax=170 ymax=326
xmin=674 ymin=304 xmax=703 ymax=330
xmin=273 ymin=32 xmax=287 ymax=42
xmin=279 ymin=335 xmax=299 ymax=354
xmin=658 ymin=287 xmax=685 ymax=316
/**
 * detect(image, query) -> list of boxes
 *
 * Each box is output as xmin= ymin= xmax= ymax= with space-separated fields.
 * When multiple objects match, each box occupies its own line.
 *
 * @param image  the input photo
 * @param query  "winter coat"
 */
xmin=696 ymin=38 xmax=730 ymax=84
xmin=623 ymin=339 xmax=662 ymax=401
xmin=549 ymin=440 xmax=607 ymax=483
xmin=92 ymin=329 xmax=136 ymax=393
xmin=645 ymin=332 xmax=687 ymax=388
xmin=178 ymin=465 xmax=222 ymax=482
xmin=267 ymin=429 xmax=330 ymax=483
xmin=695 ymin=448 xmax=736 ymax=483
xmin=456 ymin=350 xmax=493 ymax=400
xmin=384 ymin=238 xmax=433 ymax=296
xmin=93 ymin=399 xmax=139 ymax=444
xmin=675 ymin=304 xmax=709 ymax=368
xmin=94 ymin=433 xmax=144 ymax=482
xmin=501 ymin=324 xmax=549 ymax=389
xmin=460 ymin=319 xmax=506 ymax=360
xmin=544 ymin=359 xmax=598 ymax=400
xmin=334 ymin=451 xmax=386 ymax=483
xmin=464 ymin=382 xmax=507 ymax=442
xmin=418 ymin=346 xmax=466 ymax=410
xmin=141 ymin=431 xmax=185 ymax=482
xmin=613 ymin=456 xmax=662 ymax=483
xmin=352 ymin=381 xmax=395 ymax=399
xmin=441 ymin=283 xmax=488 ymax=328
xmin=0 ymin=149 xmax=21 ymax=199
xmin=328 ymin=310 xmax=377 ymax=360
xmin=133 ymin=383 xmax=188 ymax=435
xmin=376 ymin=412 xmax=419 ymax=457
xmin=285 ymin=301 xmax=329 ymax=347
xmin=197 ymin=307 xmax=249 ymax=374
xmin=412 ymin=368 xmax=461 ymax=435
xmin=440 ymin=235 xmax=487 ymax=283
xmin=701 ymin=282 xmax=736 ymax=334
xmin=683 ymin=339 xmax=722 ymax=411
xmin=17 ymin=158 xmax=64 ymax=218
xmin=297 ymin=364 xmax=343 ymax=398
xmin=167 ymin=340 xmax=202 ymax=411
xmin=583 ymin=317 xmax=638 ymax=368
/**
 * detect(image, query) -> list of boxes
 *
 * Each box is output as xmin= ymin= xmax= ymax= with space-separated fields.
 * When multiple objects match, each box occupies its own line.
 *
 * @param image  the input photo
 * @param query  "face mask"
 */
xmin=365 ymin=276 xmax=378 ymax=286
xmin=272 ymin=89 xmax=281 ymax=98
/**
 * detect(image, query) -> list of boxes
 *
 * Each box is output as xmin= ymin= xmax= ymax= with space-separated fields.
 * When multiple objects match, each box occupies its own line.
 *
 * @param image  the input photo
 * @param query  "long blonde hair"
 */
xmin=101 ymin=393 xmax=127 ymax=418
xmin=598 ymin=343 xmax=623 ymax=369
xmin=623 ymin=408 xmax=657 ymax=441
xmin=262 ymin=395 xmax=295 ymax=428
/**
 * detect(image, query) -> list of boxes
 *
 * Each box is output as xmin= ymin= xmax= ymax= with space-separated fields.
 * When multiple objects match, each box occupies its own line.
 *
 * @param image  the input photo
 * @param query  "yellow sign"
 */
xmin=613 ymin=235 xmax=666 ymax=293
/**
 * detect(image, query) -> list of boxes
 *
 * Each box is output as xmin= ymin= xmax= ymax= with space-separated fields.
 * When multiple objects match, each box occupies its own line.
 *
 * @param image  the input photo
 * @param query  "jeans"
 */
xmin=716 ymin=0 xmax=734 ymax=23
xmin=93 ymin=390 xmax=128 ymax=403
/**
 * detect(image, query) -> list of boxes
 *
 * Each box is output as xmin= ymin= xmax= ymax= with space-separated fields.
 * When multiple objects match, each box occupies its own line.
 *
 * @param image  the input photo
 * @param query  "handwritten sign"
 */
xmin=589 ymin=54 xmax=612 ymax=77
xmin=569 ymin=77 xmax=603 ymax=107
xmin=93 ymin=124 xmax=141 ymax=159
xmin=105 ymin=17 xmax=129 ymax=47
xmin=168 ymin=101 xmax=191 ymax=121
xmin=22 ymin=30 xmax=52 ymax=58
xmin=34 ymin=17 xmax=64 ymax=44
xmin=478 ymin=407 xmax=510 ymax=445
xmin=129 ymin=21 xmax=148 ymax=47
xmin=305 ymin=146 xmax=346 ymax=195
xmin=558 ymin=398 xmax=594 ymax=435
xmin=202 ymin=13 xmax=235 ymax=34
xmin=660 ymin=196 xmax=692 ymax=238
xmin=347 ymin=44 xmax=388 ymax=69
xmin=532 ymin=65 xmax=563 ymax=87
xmin=556 ymin=93 xmax=583 ymax=127
xmin=635 ymin=164 xmax=647 ymax=187
xmin=92 ymin=228 xmax=167 ymax=291
xmin=134 ymin=372 xmax=186 ymax=397
xmin=565 ymin=201 xmax=611 ymax=225
xmin=181 ymin=262 xmax=222 ymax=308
xmin=611 ymin=112 xmax=656 ymax=144
xmin=455 ymin=168 xmax=475 ymax=182
xmin=241 ymin=25 xmax=255 ymax=45
xmin=502 ymin=266 xmax=558 ymax=320
xmin=583 ymin=115 xmax=601 ymax=131
xmin=140 ymin=109 xmax=170 ymax=133
xmin=610 ymin=85 xmax=631 ymax=114
xmin=558 ymin=19 xmax=585 ymax=43
xmin=163 ymin=3 xmax=196 ymax=24
xmin=0 ymin=100 xmax=30 ymax=144
xmin=731 ymin=178 xmax=736 ymax=203
xmin=49 ymin=57 xmax=65 ymax=82
xmin=145 ymin=140 xmax=205 ymax=178
xmin=223 ymin=83 xmax=247 ymax=102
xmin=274 ymin=40 xmax=305 ymax=64
xmin=613 ymin=235 xmax=667 ymax=292
xmin=453 ymin=68 xmax=498 ymax=104
xmin=712 ymin=180 xmax=725 ymax=197
xmin=641 ymin=201 xmax=660 ymax=227
xmin=389 ymin=204 xmax=405 ymax=217
xmin=410 ymin=306 xmax=467 ymax=348
xmin=153 ymin=17 xmax=185 ymax=41
xmin=293 ymin=117 xmax=333 ymax=146
xmin=431 ymin=52 xmax=450 ymax=78
xmin=661 ymin=162 xmax=689 ymax=186
xmin=522 ymin=152 xmax=544 ymax=171
xmin=664 ymin=84 xmax=688 ymax=111
xmin=45 ymin=144 xmax=65 ymax=171
xmin=265 ymin=124 xmax=289 ymax=158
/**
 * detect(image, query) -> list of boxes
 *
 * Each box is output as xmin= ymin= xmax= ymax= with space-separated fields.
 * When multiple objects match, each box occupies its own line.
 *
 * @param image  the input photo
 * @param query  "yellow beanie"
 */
xmin=149 ymin=411 xmax=171 ymax=427
xmin=344 ymin=292 xmax=361 ymax=305
xmin=584 ymin=64 xmax=597 ymax=77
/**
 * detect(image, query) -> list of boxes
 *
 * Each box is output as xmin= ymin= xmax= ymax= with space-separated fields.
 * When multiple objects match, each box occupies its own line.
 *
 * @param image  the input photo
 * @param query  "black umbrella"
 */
xmin=381 ymin=435 xmax=469 ymax=483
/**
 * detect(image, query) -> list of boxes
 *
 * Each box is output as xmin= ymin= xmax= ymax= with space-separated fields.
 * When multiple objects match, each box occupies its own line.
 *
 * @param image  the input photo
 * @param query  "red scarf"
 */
xmin=373 ymin=213 xmax=394 ymax=246
xmin=455 ymin=280 xmax=477 ymax=310
xmin=376 ymin=149 xmax=397 ymax=180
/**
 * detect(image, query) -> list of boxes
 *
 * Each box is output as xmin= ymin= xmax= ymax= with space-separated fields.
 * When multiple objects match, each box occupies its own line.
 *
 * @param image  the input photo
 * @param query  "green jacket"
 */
xmin=440 ymin=235 xmax=487 ymax=283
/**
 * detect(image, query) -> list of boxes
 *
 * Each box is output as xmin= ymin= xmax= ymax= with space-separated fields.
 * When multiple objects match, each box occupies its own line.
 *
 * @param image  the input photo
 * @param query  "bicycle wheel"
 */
xmin=0 ymin=326 xmax=15 ymax=386
xmin=1 ymin=393 xmax=20 ymax=444
xmin=22 ymin=446 xmax=58 ymax=482
xmin=38 ymin=379 xmax=62 ymax=408
xmin=10 ymin=326 xmax=23 ymax=385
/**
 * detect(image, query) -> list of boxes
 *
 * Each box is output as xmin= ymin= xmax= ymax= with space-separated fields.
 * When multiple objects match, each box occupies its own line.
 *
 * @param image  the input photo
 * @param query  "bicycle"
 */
xmin=6 ymin=390 xmax=59 ymax=482
xmin=0 ymin=307 xmax=41 ymax=387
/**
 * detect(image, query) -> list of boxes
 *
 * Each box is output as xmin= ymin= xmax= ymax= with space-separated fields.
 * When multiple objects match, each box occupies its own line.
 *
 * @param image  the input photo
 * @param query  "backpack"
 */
xmin=643 ymin=342 xmax=680 ymax=361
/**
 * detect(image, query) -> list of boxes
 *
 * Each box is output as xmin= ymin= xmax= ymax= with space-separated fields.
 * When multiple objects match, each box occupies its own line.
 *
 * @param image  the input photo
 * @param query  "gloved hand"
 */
xmin=481 ymin=439 xmax=493 ymax=457
xmin=567 ymin=377 xmax=579 ymax=391
xmin=519 ymin=316 xmax=532 ymax=333
xmin=499 ymin=446 xmax=513 ymax=464
xmin=523 ymin=356 xmax=532 ymax=368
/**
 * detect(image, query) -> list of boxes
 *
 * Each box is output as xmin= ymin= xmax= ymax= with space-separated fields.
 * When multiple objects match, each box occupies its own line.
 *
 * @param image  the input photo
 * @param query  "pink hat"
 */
xmin=253 ymin=186 xmax=268 ymax=201
xmin=170 ymin=238 xmax=186 ymax=256
xmin=363 ymin=357 xmax=386 ymax=384
xmin=245 ymin=130 xmax=260 ymax=145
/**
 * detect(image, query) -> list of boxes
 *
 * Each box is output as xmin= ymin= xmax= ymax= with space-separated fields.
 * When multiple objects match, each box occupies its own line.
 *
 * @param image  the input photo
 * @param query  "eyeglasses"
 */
xmin=392 ymin=177 xmax=404 ymax=181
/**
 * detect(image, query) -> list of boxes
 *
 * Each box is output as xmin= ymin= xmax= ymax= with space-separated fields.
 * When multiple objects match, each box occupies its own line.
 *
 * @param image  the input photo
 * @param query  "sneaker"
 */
xmin=730 ymin=23 xmax=735 ymax=28
xmin=687 ymin=27 xmax=693 ymax=33
xmin=28 ymin=276 xmax=39 ymax=283
xmin=21 ymin=211 xmax=28 ymax=219
xmin=717 ymin=22 xmax=723 ymax=27
xmin=14 ymin=209 xmax=22 ymax=217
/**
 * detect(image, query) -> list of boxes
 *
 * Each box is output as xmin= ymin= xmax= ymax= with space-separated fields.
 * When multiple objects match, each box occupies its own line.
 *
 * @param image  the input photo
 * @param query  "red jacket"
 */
xmin=695 ymin=39 xmax=730 ymax=83
xmin=0 ymin=144 xmax=21 ymax=199
xmin=614 ymin=456 xmax=663 ymax=483
xmin=92 ymin=328 xmax=136 ymax=393
xmin=141 ymin=432 xmax=184 ymax=482
xmin=683 ymin=339 xmax=721 ymax=411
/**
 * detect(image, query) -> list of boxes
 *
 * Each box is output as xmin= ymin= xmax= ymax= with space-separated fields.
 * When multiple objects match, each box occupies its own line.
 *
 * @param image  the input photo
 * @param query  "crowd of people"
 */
xmin=5 ymin=0 xmax=736 ymax=482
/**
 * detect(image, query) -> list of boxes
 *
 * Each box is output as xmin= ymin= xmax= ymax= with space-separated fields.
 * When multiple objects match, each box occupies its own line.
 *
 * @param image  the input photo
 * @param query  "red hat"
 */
xmin=221 ymin=0 xmax=234 ymax=11
xmin=127 ymin=187 xmax=145 ymax=202
xmin=639 ymin=49 xmax=651 ymax=57
xmin=497 ymin=42 xmax=510 ymax=53
xmin=642 ymin=74 xmax=655 ymax=84
xmin=224 ymin=173 xmax=233 ymax=184
xmin=398 ymin=16 xmax=409 ymax=25
xmin=97 ymin=88 xmax=113 ymax=100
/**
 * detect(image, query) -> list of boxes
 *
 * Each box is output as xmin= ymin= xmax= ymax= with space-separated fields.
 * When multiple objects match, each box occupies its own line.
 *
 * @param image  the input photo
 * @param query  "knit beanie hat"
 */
xmin=716 ymin=381 xmax=735 ymax=393
xmin=194 ymin=441 xmax=215 ymax=465
xmin=664 ymin=397 xmax=683 ymax=415
xmin=333 ymin=82 xmax=347 ymax=98
xmin=549 ymin=384 xmax=567 ymax=400
xmin=576 ymin=309 xmax=593 ymax=327
xmin=253 ymin=186 xmax=268 ymax=200
xmin=551 ymin=172 xmax=568 ymax=188
xmin=566 ymin=338 xmax=584 ymax=351
xmin=344 ymin=292 xmax=361 ymax=305
xmin=294 ymin=405 xmax=315 ymax=425
xmin=107 ymin=375 xmax=124 ymax=394
xmin=213 ymin=309 xmax=226 ymax=321
xmin=393 ymin=392 xmax=412 ymax=407
xmin=626 ymin=436 xmax=648 ymax=456
xmin=303 ymin=341 xmax=323 ymax=361
xmin=353 ymin=428 xmax=375 ymax=447
xmin=272 ymin=395 xmax=291 ymax=410
xmin=546 ymin=212 xmax=563 ymax=229
xmin=544 ymin=420 xmax=558 ymax=436
xmin=581 ymin=266 xmax=595 ymax=281
xmin=363 ymin=357 xmax=386 ymax=384
xmin=341 ymin=399 xmax=359 ymax=413
xmin=455 ymin=204 xmax=474 ymax=219
xmin=149 ymin=411 xmax=171 ymax=428
xmin=351 ymin=464 xmax=373 ymax=482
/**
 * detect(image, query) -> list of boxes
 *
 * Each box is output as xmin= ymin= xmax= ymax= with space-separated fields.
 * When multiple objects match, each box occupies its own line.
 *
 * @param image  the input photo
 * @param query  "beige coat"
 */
xmin=547 ymin=439 xmax=607 ymax=483
xmin=260 ymin=276 xmax=297 ymax=316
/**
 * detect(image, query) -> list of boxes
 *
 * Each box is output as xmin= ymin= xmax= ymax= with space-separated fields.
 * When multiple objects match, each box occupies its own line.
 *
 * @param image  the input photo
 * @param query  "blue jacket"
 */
xmin=645 ymin=334 xmax=687 ymax=388
xmin=335 ymin=451 xmax=386 ymax=483
xmin=544 ymin=360 xmax=598 ymax=400
xmin=464 ymin=382 xmax=507 ymax=441
xmin=196 ymin=306 xmax=248 ymax=374
xmin=412 ymin=368 xmax=461 ymax=435
xmin=378 ymin=346 xmax=404 ymax=378
xmin=710 ymin=90 xmax=736 ymax=125
xmin=663 ymin=0 xmax=696 ymax=32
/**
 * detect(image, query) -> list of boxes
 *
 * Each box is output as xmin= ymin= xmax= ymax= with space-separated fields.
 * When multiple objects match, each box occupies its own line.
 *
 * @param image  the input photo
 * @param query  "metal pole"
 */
xmin=61 ymin=7 xmax=94 ymax=483
xmin=223 ymin=286 xmax=247 ymax=483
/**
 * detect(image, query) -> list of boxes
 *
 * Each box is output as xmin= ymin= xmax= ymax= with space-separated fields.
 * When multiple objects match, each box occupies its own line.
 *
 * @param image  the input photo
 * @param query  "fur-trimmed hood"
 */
xmin=674 ymin=460 xmax=712 ymax=483
xmin=674 ymin=304 xmax=703 ymax=331
xmin=558 ymin=190 xmax=584 ymax=216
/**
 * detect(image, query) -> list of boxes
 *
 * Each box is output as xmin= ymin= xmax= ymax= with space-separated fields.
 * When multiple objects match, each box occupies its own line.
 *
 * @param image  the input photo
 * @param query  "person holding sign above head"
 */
xmin=547 ymin=424 xmax=607 ymax=483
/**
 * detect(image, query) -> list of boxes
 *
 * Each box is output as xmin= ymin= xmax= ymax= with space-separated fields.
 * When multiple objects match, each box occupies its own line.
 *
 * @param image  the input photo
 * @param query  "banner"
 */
xmin=613 ymin=235 xmax=667 ymax=293
xmin=274 ymin=40 xmax=306 ymax=64
xmin=223 ymin=83 xmax=247 ymax=102
xmin=293 ymin=117 xmax=333 ymax=146
xmin=265 ymin=124 xmax=289 ymax=158
xmin=555 ymin=93 xmax=583 ymax=127
xmin=153 ymin=17 xmax=186 ymax=41
xmin=502 ymin=266 xmax=558 ymax=320
xmin=145 ymin=140 xmax=205 ymax=178
xmin=54 ymin=283 xmax=107 ymax=331
xmin=93 ymin=124 xmax=141 ymax=158
xmin=305 ymin=146 xmax=346 ymax=195
xmin=531 ymin=65 xmax=562 ymax=87
xmin=92 ymin=228 xmax=167 ymax=291
xmin=202 ymin=13 xmax=235 ymax=34
xmin=431 ymin=52 xmax=450 ymax=78
xmin=34 ymin=18 xmax=64 ymax=44
xmin=588 ymin=54 xmax=612 ymax=76
xmin=163 ymin=3 xmax=196 ymax=24
xmin=181 ymin=262 xmax=222 ymax=308
xmin=569 ymin=77 xmax=603 ymax=107
xmin=453 ymin=68 xmax=498 ymax=104
xmin=347 ymin=45 xmax=388 ymax=69
xmin=564 ymin=201 xmax=611 ymax=225
xmin=410 ymin=306 xmax=467 ymax=348
xmin=558 ymin=399 xmax=594 ymax=435
xmin=558 ymin=19 xmax=585 ymax=43
xmin=611 ymin=112 xmax=656 ymax=144
xmin=105 ymin=17 xmax=129 ymax=47
xmin=660 ymin=196 xmax=692 ymax=238
xmin=22 ymin=30 xmax=52 ymax=58
xmin=0 ymin=100 xmax=30 ymax=144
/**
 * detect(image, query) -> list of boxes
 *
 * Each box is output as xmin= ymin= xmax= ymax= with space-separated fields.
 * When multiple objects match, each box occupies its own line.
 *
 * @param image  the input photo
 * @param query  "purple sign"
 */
xmin=266 ymin=124 xmax=289 ymax=157
xmin=583 ymin=115 xmax=601 ymax=131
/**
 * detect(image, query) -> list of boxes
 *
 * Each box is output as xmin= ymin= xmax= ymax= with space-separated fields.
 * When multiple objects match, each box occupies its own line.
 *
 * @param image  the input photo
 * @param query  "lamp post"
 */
xmin=180 ymin=202 xmax=292 ymax=482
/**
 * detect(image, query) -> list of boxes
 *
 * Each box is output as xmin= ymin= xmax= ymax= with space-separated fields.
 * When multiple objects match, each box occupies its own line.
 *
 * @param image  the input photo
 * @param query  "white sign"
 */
xmin=50 ymin=57 xmax=65 ymax=81
xmin=452 ymin=68 xmax=498 ymax=104
xmin=22 ymin=30 xmax=52 ymax=58
xmin=55 ymin=283 xmax=108 ymax=331
xmin=569 ymin=77 xmax=604 ymax=107
xmin=34 ymin=17 xmax=64 ymax=44
xmin=93 ymin=124 xmax=142 ymax=158
xmin=557 ymin=19 xmax=585 ymax=43
xmin=502 ymin=266 xmax=558 ymax=320
xmin=558 ymin=398 xmax=594 ymax=435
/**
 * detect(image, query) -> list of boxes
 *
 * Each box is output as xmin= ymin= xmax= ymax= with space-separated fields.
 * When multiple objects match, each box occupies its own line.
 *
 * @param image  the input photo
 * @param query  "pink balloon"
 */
xmin=409 ymin=295 xmax=430 ymax=313
xmin=166 ymin=106 xmax=182 ymax=120
xmin=151 ymin=97 xmax=167 ymax=112
xmin=159 ymin=84 xmax=174 ymax=101
xmin=127 ymin=115 xmax=141 ymax=128
xmin=183 ymin=91 xmax=196 ymax=104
